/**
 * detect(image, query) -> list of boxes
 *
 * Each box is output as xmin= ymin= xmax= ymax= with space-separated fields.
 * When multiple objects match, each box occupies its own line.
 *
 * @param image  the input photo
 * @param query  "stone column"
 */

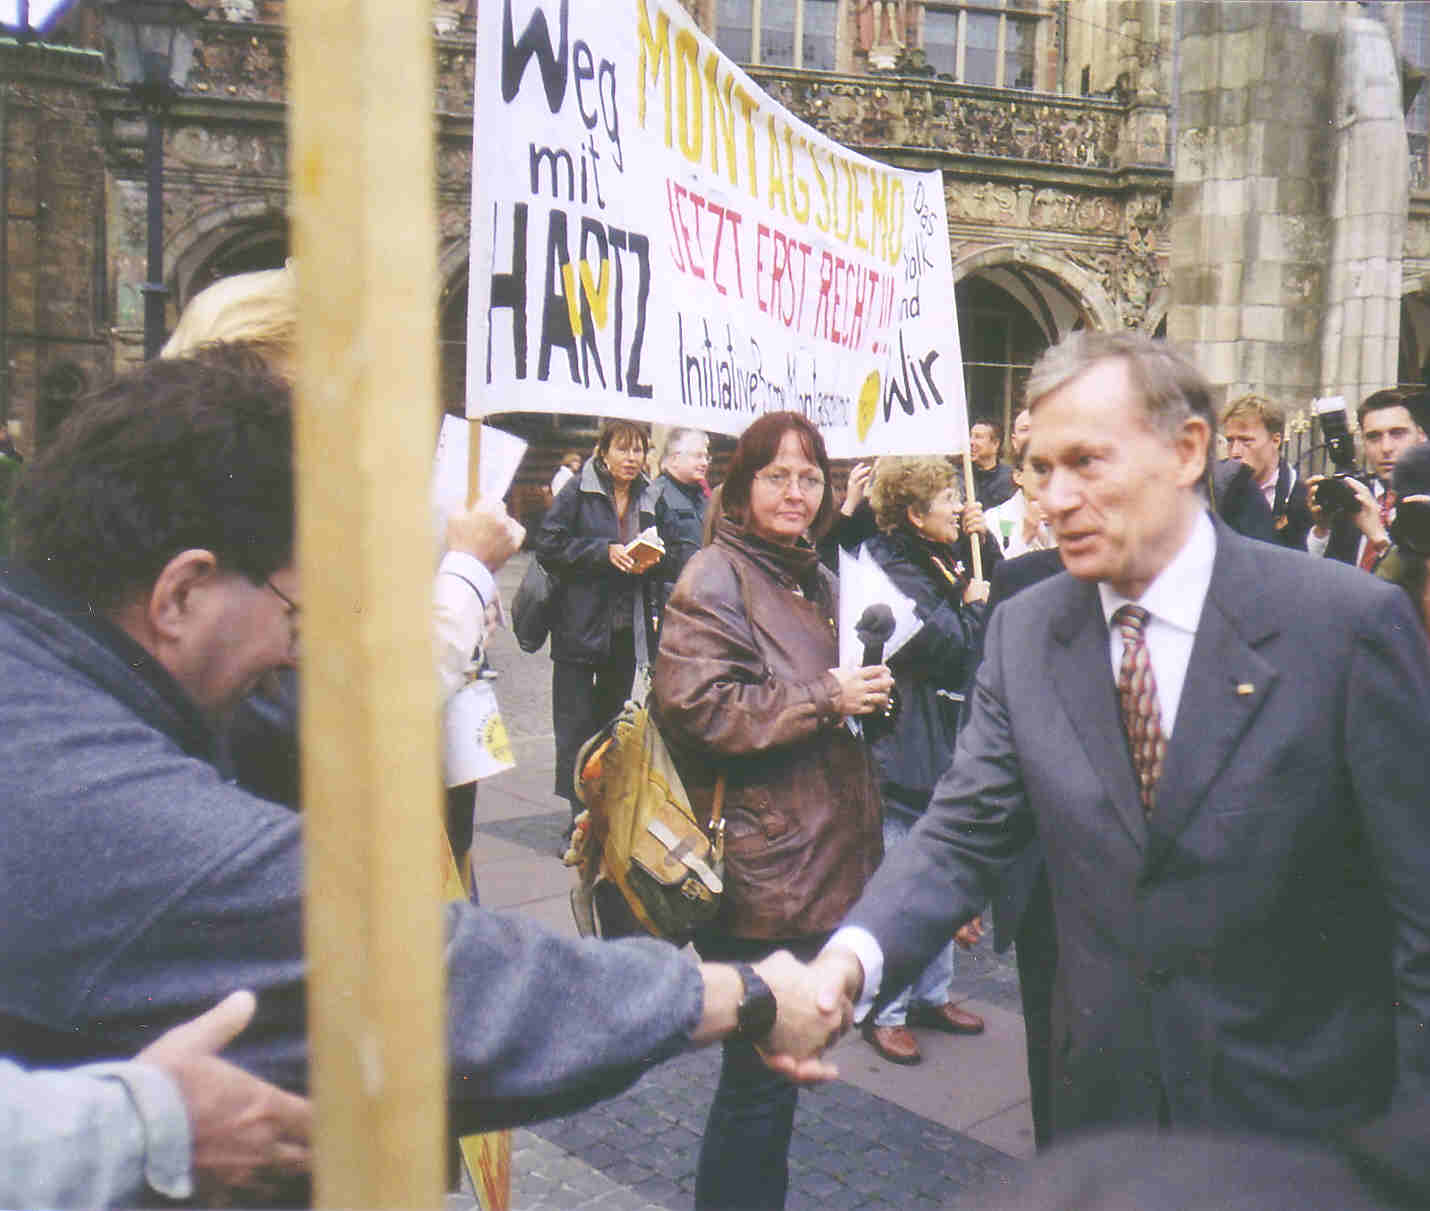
xmin=1320 ymin=8 xmax=1408 ymax=406
xmin=1169 ymin=2 xmax=1407 ymax=408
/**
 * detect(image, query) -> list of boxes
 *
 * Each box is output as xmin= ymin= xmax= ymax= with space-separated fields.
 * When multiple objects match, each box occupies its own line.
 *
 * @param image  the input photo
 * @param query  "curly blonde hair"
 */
xmin=870 ymin=456 xmax=957 ymax=531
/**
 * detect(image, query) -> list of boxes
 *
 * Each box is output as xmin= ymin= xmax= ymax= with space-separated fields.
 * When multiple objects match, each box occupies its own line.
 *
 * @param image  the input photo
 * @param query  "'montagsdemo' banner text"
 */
xmin=466 ymin=0 xmax=968 ymax=457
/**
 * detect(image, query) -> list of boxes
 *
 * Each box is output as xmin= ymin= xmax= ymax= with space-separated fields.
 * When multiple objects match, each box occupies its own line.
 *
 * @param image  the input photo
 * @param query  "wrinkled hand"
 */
xmin=754 ymin=951 xmax=856 ymax=1085
xmin=961 ymin=500 xmax=987 ymax=536
xmin=446 ymin=499 xmax=524 ymax=573
xmin=954 ymin=915 xmax=984 ymax=949
xmin=138 ymin=991 xmax=311 ymax=1205
xmin=841 ymin=462 xmax=873 ymax=517
xmin=830 ymin=664 xmax=894 ymax=716
xmin=963 ymin=578 xmax=990 ymax=605
xmin=608 ymin=543 xmax=637 ymax=573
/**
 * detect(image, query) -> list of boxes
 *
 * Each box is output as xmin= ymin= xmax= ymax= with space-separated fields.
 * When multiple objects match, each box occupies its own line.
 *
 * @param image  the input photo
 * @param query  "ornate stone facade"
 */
xmin=0 ymin=40 xmax=109 ymax=453
xmin=11 ymin=1 xmax=1183 ymax=440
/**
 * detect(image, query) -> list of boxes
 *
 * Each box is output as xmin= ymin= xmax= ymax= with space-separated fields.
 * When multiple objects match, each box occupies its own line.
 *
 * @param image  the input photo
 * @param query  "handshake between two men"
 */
xmin=719 ymin=948 xmax=866 ymax=1083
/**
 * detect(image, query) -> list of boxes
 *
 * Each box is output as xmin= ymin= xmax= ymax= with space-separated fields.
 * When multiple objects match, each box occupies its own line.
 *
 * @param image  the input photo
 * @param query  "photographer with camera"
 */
xmin=1308 ymin=390 xmax=1426 ymax=570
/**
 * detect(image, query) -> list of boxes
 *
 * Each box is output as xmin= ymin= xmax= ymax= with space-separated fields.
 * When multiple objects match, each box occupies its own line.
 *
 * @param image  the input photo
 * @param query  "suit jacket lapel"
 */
xmin=1146 ymin=525 xmax=1279 ymax=869
xmin=1049 ymin=582 xmax=1148 ymax=853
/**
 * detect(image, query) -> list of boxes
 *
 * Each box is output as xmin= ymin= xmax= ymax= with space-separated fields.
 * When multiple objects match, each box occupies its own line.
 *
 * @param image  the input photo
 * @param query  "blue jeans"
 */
xmin=872 ymin=811 xmax=955 ymax=1028
xmin=694 ymin=934 xmax=825 ymax=1211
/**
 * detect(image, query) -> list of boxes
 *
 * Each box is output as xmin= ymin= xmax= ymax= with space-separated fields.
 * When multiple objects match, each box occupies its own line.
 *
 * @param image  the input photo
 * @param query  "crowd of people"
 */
xmin=6 ymin=289 xmax=1430 ymax=1210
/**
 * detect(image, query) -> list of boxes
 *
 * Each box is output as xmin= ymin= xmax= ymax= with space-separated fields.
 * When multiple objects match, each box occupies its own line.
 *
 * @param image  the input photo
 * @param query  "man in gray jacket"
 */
xmin=0 ymin=347 xmax=845 ymax=1174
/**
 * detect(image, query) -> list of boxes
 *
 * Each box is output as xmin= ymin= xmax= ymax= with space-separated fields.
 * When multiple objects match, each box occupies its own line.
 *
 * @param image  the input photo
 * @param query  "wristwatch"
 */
xmin=732 ymin=962 xmax=777 ymax=1042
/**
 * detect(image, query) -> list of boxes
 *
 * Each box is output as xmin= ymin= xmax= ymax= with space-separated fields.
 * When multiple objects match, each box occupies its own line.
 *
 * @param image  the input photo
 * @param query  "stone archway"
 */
xmin=952 ymin=245 xmax=1120 ymax=335
xmin=952 ymin=245 xmax=1114 ymax=430
xmin=1399 ymin=281 xmax=1430 ymax=389
xmin=166 ymin=201 xmax=289 ymax=314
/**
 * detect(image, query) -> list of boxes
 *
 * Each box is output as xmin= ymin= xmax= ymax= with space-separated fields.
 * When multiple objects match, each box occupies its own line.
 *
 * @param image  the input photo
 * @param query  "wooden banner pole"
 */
xmin=288 ymin=1 xmax=446 ymax=1205
xmin=467 ymin=422 xmax=483 ymax=507
xmin=961 ymin=449 xmax=984 ymax=581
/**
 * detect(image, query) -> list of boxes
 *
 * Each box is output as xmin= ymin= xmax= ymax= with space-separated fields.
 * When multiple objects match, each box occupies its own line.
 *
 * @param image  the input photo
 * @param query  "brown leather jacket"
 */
xmin=652 ymin=520 xmax=883 ymax=939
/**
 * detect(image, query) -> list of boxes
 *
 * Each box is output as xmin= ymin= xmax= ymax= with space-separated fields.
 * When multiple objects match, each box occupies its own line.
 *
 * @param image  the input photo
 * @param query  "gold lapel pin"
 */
xmin=1236 ymin=683 xmax=1255 ymax=696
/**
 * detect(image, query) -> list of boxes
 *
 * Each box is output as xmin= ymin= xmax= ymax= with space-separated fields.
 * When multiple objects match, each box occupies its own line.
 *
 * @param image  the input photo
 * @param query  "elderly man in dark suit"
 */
xmin=790 ymin=331 xmax=1430 ymax=1144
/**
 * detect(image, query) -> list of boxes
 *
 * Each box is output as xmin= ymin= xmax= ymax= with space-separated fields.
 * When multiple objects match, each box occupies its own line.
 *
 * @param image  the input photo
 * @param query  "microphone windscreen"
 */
xmin=854 ymin=602 xmax=895 ymax=646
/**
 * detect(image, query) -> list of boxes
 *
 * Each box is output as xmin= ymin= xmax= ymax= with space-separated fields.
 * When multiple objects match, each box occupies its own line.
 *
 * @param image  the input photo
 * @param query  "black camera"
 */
xmin=1311 ymin=397 xmax=1361 ymax=521
xmin=1312 ymin=475 xmax=1360 ymax=518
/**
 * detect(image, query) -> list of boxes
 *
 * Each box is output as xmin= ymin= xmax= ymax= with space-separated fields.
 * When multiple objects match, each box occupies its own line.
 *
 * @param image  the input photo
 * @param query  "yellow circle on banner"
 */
xmin=482 ymin=710 xmax=514 ymax=766
xmin=857 ymin=371 xmax=881 ymax=442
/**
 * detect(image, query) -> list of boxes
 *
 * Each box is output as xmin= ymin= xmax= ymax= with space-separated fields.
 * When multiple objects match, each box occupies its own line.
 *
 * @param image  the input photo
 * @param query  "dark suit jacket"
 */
xmin=1270 ymin=461 xmax=1313 ymax=551
xmin=848 ymin=517 xmax=1430 ymax=1138
xmin=982 ymin=548 xmax=1063 ymax=955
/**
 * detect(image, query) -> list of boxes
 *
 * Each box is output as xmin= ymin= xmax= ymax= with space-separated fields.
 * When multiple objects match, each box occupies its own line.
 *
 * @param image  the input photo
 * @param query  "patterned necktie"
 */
xmin=1359 ymin=490 xmax=1396 ymax=571
xmin=1112 ymin=604 xmax=1165 ymax=816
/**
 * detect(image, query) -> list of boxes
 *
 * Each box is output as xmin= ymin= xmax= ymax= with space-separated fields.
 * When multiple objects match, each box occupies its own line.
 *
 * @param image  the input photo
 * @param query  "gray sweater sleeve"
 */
xmin=0 ymin=1058 xmax=191 ymax=1208
xmin=443 ymin=903 xmax=705 ymax=1131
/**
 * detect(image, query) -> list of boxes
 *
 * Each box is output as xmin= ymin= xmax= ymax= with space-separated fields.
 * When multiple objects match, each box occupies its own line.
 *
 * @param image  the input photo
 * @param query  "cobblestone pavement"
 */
xmin=450 ymin=553 xmax=1030 ymax=1210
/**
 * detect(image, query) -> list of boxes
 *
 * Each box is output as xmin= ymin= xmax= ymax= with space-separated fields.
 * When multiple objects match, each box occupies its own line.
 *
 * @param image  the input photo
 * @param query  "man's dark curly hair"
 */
xmin=10 ymin=344 xmax=294 ymax=611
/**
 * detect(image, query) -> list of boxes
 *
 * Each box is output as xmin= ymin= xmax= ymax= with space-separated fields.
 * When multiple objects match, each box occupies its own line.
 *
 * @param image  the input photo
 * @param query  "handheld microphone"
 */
xmin=853 ymin=603 xmax=899 ymax=739
xmin=856 ymin=603 xmax=895 ymax=667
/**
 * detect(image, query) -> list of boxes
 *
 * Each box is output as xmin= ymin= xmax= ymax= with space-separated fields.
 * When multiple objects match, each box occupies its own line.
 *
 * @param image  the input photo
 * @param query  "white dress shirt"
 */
xmin=832 ymin=509 xmax=1218 ymax=1017
xmin=1096 ymin=508 xmax=1215 ymax=735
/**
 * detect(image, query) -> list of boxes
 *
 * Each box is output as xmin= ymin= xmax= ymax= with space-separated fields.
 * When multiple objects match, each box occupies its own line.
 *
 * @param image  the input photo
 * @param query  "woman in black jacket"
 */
xmin=532 ymin=420 xmax=659 ymax=817
xmin=861 ymin=455 xmax=991 ymax=1066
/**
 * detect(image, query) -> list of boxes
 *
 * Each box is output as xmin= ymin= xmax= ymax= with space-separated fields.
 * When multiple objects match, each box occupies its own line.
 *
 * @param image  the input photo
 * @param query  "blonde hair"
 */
xmin=161 ymin=266 xmax=296 ymax=362
xmin=870 ymin=456 xmax=956 ymax=531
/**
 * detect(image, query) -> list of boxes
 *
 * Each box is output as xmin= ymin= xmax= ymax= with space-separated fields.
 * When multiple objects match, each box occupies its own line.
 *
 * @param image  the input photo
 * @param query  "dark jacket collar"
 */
xmin=714 ymin=517 xmax=825 ymax=598
xmin=657 ymin=471 xmax=706 ymax=504
xmin=866 ymin=526 xmax=965 ymax=597
xmin=0 ymin=561 xmax=218 ymax=761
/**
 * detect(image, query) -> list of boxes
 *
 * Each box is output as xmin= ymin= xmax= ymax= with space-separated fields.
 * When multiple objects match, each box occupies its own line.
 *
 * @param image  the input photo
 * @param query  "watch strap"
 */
xmin=732 ymin=961 xmax=777 ymax=1042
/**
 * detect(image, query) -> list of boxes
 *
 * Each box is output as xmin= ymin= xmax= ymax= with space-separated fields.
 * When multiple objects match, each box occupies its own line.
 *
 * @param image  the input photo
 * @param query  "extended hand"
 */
xmin=138 ymin=991 xmax=311 ymax=1204
xmin=753 ymin=951 xmax=853 ymax=1085
xmin=1343 ymin=476 xmax=1387 ymax=543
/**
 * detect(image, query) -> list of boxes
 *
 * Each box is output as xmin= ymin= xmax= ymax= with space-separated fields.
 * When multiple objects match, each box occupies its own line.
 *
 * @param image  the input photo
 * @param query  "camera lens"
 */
xmin=1314 ymin=476 xmax=1357 ymax=519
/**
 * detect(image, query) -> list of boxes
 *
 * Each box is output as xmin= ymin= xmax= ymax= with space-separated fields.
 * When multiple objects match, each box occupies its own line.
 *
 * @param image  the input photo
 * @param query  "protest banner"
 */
xmin=467 ymin=0 xmax=968 ymax=458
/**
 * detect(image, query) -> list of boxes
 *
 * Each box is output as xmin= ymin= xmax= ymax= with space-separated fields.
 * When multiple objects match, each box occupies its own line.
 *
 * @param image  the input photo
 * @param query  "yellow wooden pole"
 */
xmin=287 ymin=1 xmax=446 ymax=1205
xmin=961 ymin=449 xmax=984 ymax=581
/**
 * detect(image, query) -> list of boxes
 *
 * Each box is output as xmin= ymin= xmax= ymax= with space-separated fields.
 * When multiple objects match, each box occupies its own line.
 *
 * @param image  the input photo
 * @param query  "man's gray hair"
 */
xmin=1024 ymin=331 xmax=1218 ymax=449
xmin=661 ymin=426 xmax=708 ymax=467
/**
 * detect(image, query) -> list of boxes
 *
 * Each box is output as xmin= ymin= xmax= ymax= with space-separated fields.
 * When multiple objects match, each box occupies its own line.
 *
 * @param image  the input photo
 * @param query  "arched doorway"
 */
xmin=955 ymin=261 xmax=1094 ymax=434
xmin=1400 ymin=289 xmax=1430 ymax=389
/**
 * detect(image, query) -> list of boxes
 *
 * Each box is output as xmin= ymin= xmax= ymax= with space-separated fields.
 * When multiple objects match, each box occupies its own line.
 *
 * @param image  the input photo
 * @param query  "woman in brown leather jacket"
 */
xmin=652 ymin=412 xmax=892 ymax=1211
